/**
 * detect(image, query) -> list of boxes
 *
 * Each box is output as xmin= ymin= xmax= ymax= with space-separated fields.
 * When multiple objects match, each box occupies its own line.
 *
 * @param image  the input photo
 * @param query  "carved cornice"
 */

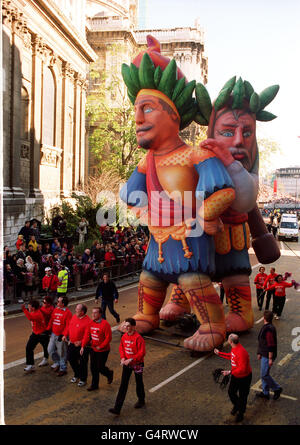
xmin=32 ymin=34 xmax=47 ymax=57
xmin=62 ymin=61 xmax=75 ymax=80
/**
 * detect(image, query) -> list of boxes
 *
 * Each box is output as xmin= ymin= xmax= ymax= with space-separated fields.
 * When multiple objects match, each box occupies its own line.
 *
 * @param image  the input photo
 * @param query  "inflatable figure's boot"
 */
xmin=178 ymin=273 xmax=226 ymax=352
xmin=223 ymin=275 xmax=254 ymax=333
xmin=159 ymin=284 xmax=191 ymax=321
xmin=118 ymin=270 xmax=168 ymax=334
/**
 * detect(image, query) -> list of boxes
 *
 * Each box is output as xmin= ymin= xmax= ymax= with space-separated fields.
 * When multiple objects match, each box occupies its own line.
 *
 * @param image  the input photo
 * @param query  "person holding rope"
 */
xmin=214 ymin=334 xmax=252 ymax=423
xmin=268 ymin=274 xmax=293 ymax=319
xmin=254 ymin=266 xmax=267 ymax=310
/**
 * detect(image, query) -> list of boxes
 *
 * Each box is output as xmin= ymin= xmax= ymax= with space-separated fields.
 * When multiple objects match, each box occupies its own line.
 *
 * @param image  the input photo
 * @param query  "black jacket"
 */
xmin=96 ymin=280 xmax=119 ymax=301
xmin=257 ymin=323 xmax=277 ymax=360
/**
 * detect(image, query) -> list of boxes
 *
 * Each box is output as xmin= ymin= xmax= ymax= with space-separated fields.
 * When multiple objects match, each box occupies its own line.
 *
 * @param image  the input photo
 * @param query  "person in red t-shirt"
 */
xmin=42 ymin=268 xmax=59 ymax=300
xmin=63 ymin=303 xmax=91 ymax=387
xmin=263 ymin=267 xmax=277 ymax=310
xmin=22 ymin=299 xmax=49 ymax=373
xmin=214 ymin=333 xmax=252 ymax=423
xmin=47 ymin=295 xmax=72 ymax=376
xmin=268 ymin=274 xmax=293 ymax=319
xmin=80 ymin=307 xmax=113 ymax=391
xmin=109 ymin=318 xmax=146 ymax=416
xmin=254 ymin=266 xmax=268 ymax=310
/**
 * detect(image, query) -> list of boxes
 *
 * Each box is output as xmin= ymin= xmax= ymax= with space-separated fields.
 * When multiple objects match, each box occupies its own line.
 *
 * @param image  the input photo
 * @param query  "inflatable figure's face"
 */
xmin=134 ymin=94 xmax=179 ymax=151
xmin=213 ymin=109 xmax=257 ymax=172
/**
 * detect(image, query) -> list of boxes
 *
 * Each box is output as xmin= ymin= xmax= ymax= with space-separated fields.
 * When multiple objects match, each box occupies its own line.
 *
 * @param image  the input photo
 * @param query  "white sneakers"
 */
xmin=38 ymin=358 xmax=48 ymax=367
xmin=24 ymin=365 xmax=35 ymax=372
xmin=78 ymin=381 xmax=86 ymax=387
xmin=70 ymin=377 xmax=78 ymax=383
xmin=275 ymin=315 xmax=280 ymax=320
xmin=51 ymin=362 xmax=59 ymax=369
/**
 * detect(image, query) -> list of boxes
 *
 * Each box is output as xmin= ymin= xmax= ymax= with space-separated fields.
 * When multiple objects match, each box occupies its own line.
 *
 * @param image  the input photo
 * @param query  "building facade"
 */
xmin=2 ymin=0 xmax=96 ymax=247
xmin=275 ymin=167 xmax=300 ymax=200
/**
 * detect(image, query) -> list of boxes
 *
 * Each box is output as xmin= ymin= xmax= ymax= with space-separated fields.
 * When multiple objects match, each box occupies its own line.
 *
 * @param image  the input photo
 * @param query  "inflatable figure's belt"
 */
xmin=149 ymin=223 xmax=193 ymax=264
xmin=214 ymin=222 xmax=250 ymax=255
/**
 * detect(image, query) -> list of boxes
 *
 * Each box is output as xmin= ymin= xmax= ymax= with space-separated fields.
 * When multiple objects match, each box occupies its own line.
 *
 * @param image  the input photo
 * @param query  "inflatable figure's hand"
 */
xmin=199 ymin=216 xmax=224 ymax=235
xmin=201 ymin=139 xmax=235 ymax=167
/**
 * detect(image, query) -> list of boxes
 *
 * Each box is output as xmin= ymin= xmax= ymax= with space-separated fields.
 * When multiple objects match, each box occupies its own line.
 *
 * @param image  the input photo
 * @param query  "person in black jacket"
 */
xmin=257 ymin=310 xmax=282 ymax=400
xmin=95 ymin=273 xmax=120 ymax=323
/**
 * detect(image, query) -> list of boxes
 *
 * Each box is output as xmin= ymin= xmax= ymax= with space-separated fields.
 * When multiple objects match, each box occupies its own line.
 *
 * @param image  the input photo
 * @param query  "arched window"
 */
xmin=42 ymin=66 xmax=56 ymax=146
xmin=21 ymin=86 xmax=30 ymax=140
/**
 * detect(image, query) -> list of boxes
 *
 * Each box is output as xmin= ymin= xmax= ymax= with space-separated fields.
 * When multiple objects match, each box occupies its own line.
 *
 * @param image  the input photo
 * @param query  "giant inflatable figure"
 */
xmin=160 ymin=76 xmax=281 ymax=334
xmin=119 ymin=36 xmax=236 ymax=351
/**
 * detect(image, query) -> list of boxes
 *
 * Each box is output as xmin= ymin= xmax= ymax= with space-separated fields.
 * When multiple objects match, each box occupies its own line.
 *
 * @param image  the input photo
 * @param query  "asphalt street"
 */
xmin=3 ymin=240 xmax=300 ymax=426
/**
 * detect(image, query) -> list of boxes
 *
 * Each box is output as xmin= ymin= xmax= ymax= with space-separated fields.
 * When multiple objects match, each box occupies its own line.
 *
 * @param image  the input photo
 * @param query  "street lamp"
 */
xmin=294 ymin=175 xmax=300 ymax=208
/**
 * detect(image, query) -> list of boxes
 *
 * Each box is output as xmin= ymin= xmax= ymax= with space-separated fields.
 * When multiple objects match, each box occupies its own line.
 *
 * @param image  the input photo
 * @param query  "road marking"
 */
xmin=278 ymin=353 xmax=293 ymax=367
xmin=255 ymin=317 xmax=264 ymax=325
xmin=281 ymin=242 xmax=285 ymax=251
xmin=251 ymin=379 xmax=297 ymax=401
xmin=149 ymin=354 xmax=211 ymax=393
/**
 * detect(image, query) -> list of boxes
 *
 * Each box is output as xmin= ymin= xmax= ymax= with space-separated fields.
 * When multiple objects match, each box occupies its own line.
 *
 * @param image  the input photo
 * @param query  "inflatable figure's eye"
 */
xmin=144 ymin=106 xmax=153 ymax=114
xmin=243 ymin=131 xmax=252 ymax=138
xmin=220 ymin=130 xmax=234 ymax=137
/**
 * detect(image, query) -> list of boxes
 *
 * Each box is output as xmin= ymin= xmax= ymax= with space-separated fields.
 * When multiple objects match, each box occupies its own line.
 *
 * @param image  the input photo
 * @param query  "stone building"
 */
xmin=85 ymin=0 xmax=208 ymax=173
xmin=2 ymin=0 xmax=96 ymax=247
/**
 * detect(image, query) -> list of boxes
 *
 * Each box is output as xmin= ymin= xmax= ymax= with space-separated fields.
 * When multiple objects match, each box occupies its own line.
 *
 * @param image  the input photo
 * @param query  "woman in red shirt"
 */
xmin=254 ymin=266 xmax=267 ymax=310
xmin=268 ymin=274 xmax=293 ymax=319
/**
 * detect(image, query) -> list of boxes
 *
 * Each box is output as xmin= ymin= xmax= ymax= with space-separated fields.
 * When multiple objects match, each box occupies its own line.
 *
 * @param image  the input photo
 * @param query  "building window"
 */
xmin=42 ymin=67 xmax=56 ymax=146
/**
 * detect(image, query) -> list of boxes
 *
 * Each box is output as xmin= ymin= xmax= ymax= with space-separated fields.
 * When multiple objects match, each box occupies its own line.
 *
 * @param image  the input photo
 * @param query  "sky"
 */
xmin=141 ymin=0 xmax=300 ymax=173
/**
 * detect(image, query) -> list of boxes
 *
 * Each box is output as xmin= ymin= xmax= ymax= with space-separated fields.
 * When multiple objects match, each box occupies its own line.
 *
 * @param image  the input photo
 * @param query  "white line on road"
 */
xmin=251 ymin=379 xmax=297 ymax=401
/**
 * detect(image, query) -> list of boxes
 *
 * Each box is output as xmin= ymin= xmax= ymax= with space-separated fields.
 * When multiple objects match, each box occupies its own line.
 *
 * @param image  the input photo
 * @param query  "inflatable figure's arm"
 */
xmin=201 ymin=138 xmax=258 ymax=212
xmin=119 ymin=165 xmax=148 ymax=222
xmin=194 ymin=157 xmax=235 ymax=222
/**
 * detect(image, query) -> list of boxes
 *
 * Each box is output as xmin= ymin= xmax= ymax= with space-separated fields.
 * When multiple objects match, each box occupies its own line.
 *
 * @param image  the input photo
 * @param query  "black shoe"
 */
xmin=273 ymin=388 xmax=282 ymax=400
xmin=256 ymin=391 xmax=270 ymax=400
xmin=107 ymin=370 xmax=114 ymax=384
xmin=116 ymin=316 xmax=120 ymax=323
xmin=109 ymin=408 xmax=120 ymax=415
xmin=231 ymin=406 xmax=239 ymax=416
xmin=87 ymin=386 xmax=98 ymax=391
xmin=134 ymin=400 xmax=145 ymax=409
xmin=235 ymin=412 xmax=244 ymax=423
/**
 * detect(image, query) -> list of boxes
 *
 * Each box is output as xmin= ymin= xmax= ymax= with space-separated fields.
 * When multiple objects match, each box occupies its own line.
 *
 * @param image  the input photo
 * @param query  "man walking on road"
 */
xmin=109 ymin=318 xmax=146 ymax=416
xmin=214 ymin=334 xmax=252 ymax=423
xmin=63 ymin=304 xmax=91 ymax=387
xmin=256 ymin=310 xmax=282 ymax=400
xmin=263 ymin=267 xmax=277 ymax=311
xmin=22 ymin=300 xmax=49 ymax=373
xmin=95 ymin=273 xmax=120 ymax=323
xmin=47 ymin=296 xmax=72 ymax=376
xmin=80 ymin=307 xmax=113 ymax=391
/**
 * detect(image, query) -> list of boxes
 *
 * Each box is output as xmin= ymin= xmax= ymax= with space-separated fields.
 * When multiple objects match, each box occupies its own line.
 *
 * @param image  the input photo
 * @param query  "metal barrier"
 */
xmin=3 ymin=259 xmax=143 ymax=305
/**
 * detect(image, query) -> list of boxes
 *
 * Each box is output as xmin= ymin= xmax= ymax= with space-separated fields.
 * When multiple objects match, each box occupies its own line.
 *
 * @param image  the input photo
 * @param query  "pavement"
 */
xmin=3 ymin=274 xmax=140 ymax=317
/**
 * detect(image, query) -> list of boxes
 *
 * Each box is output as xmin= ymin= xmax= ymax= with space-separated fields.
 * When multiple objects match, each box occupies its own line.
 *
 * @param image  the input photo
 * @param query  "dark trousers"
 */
xmin=90 ymin=349 xmax=111 ymax=389
xmin=228 ymin=373 xmax=252 ymax=415
xmin=265 ymin=290 xmax=275 ymax=310
xmin=26 ymin=332 xmax=50 ymax=365
xmin=273 ymin=296 xmax=286 ymax=316
xmin=101 ymin=300 xmax=119 ymax=321
xmin=67 ymin=343 xmax=89 ymax=382
xmin=114 ymin=364 xmax=145 ymax=412
xmin=256 ymin=288 xmax=265 ymax=309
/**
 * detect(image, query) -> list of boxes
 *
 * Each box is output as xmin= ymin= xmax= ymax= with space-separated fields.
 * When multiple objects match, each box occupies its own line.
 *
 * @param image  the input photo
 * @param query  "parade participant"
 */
xmin=95 ymin=273 xmax=120 ymax=323
xmin=268 ymin=274 xmax=293 ymax=319
xmin=161 ymin=76 xmax=280 ymax=334
xmin=47 ymin=296 xmax=72 ymax=376
xmin=119 ymin=35 xmax=236 ymax=352
xmin=254 ymin=266 xmax=268 ymax=310
xmin=257 ymin=310 xmax=282 ymax=399
xmin=22 ymin=300 xmax=49 ymax=373
xmin=109 ymin=318 xmax=146 ymax=415
xmin=263 ymin=267 xmax=277 ymax=311
xmin=42 ymin=267 xmax=59 ymax=299
xmin=63 ymin=304 xmax=90 ymax=387
xmin=57 ymin=265 xmax=69 ymax=297
xmin=80 ymin=307 xmax=113 ymax=391
xmin=40 ymin=296 xmax=55 ymax=326
xmin=214 ymin=333 xmax=252 ymax=423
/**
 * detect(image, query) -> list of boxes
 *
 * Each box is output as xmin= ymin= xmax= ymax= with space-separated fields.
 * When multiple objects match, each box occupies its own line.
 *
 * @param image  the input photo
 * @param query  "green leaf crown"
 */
xmin=121 ymin=53 xmax=197 ymax=130
xmin=194 ymin=76 xmax=279 ymax=126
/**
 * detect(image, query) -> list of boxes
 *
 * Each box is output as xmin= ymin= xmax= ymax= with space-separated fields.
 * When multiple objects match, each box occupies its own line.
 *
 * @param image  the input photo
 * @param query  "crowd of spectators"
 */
xmin=3 ymin=219 xmax=149 ymax=304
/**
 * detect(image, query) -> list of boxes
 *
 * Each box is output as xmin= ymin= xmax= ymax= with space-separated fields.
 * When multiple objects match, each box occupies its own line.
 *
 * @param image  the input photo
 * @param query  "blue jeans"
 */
xmin=261 ymin=356 xmax=280 ymax=395
xmin=47 ymin=333 xmax=67 ymax=371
